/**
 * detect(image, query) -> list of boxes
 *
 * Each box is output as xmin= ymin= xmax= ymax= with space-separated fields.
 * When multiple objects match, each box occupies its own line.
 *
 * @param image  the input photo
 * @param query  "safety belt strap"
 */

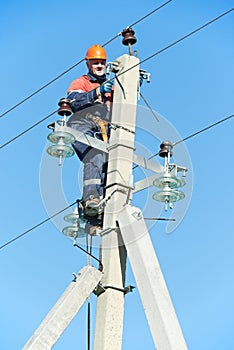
xmin=95 ymin=119 xmax=108 ymax=142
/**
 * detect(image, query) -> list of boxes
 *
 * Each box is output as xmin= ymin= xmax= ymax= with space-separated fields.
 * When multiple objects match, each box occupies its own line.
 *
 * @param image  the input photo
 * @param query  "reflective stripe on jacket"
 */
xmin=67 ymin=72 xmax=112 ymax=113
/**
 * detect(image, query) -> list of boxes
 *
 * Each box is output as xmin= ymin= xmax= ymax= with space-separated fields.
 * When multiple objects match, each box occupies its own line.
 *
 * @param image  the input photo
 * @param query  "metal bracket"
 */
xmin=106 ymin=61 xmax=122 ymax=74
xmin=168 ymin=164 xmax=188 ymax=177
xmin=93 ymin=283 xmax=135 ymax=296
xmin=107 ymin=142 xmax=136 ymax=152
xmin=131 ymin=210 xmax=143 ymax=221
xmin=140 ymin=69 xmax=151 ymax=83
xmin=96 ymin=226 xmax=117 ymax=236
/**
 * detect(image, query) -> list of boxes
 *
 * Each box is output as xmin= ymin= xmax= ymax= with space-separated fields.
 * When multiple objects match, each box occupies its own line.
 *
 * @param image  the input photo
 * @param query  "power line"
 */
xmin=99 ymin=0 xmax=174 ymax=47
xmin=0 ymin=8 xmax=232 ymax=152
xmin=0 ymin=199 xmax=103 ymax=271
xmin=0 ymin=59 xmax=83 ymax=121
xmin=117 ymin=8 xmax=234 ymax=78
xmin=0 ymin=1 xmax=173 ymax=120
xmin=173 ymin=114 xmax=234 ymax=147
xmin=129 ymin=0 xmax=173 ymax=28
xmin=146 ymin=113 xmax=234 ymax=161
xmin=1 ymin=114 xmax=233 ymax=249
xmin=0 ymin=201 xmax=76 ymax=250
xmin=0 ymin=110 xmax=57 ymax=150
xmin=132 ymin=113 xmax=234 ymax=168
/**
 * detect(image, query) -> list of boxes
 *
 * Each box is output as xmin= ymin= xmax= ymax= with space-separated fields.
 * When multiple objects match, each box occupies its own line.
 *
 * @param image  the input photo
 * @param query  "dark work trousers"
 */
xmin=67 ymin=116 xmax=108 ymax=203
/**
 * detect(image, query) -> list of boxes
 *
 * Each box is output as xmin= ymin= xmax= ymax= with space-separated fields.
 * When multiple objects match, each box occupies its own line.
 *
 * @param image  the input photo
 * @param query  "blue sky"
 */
xmin=0 ymin=1 xmax=233 ymax=349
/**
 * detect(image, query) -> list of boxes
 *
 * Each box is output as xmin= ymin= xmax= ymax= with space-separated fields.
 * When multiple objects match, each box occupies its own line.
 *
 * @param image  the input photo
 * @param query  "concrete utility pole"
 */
xmin=119 ymin=205 xmax=188 ymax=350
xmin=23 ymin=266 xmax=102 ymax=350
xmin=93 ymin=52 xmax=188 ymax=350
xmin=26 ymin=36 xmax=188 ymax=349
xmin=93 ymin=53 xmax=139 ymax=350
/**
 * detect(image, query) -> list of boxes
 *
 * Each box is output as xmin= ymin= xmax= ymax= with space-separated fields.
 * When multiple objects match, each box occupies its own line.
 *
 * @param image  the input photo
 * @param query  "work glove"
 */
xmin=99 ymin=80 xmax=114 ymax=94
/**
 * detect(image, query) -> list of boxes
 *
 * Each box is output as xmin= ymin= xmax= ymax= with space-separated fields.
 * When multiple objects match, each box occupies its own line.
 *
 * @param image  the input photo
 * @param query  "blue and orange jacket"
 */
xmin=67 ymin=72 xmax=113 ymax=114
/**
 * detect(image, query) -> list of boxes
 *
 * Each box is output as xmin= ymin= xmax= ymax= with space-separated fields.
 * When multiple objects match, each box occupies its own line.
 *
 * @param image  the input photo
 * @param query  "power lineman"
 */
xmin=24 ymin=28 xmax=188 ymax=350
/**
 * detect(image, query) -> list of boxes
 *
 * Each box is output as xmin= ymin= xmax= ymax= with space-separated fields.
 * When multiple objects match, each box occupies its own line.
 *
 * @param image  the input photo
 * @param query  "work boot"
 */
xmin=84 ymin=198 xmax=101 ymax=218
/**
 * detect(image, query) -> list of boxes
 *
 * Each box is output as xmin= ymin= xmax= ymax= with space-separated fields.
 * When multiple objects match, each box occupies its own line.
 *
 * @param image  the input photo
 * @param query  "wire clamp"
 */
xmin=93 ymin=283 xmax=135 ymax=296
xmin=110 ymin=122 xmax=135 ymax=134
xmin=106 ymin=61 xmax=121 ymax=74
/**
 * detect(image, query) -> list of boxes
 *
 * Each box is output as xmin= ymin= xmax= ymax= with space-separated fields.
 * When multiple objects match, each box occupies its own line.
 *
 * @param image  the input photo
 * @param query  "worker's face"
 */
xmin=87 ymin=59 xmax=106 ymax=76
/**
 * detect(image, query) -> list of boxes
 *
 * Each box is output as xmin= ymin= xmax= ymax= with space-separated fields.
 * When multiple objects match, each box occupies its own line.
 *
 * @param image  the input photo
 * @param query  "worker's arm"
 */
xmin=67 ymin=89 xmax=99 ymax=113
xmin=67 ymin=75 xmax=100 ymax=113
xmin=67 ymin=77 xmax=113 ymax=113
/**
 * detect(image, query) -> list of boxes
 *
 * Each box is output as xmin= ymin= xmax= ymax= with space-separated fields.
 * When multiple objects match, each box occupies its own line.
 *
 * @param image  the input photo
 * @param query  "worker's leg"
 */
xmin=82 ymin=148 xmax=108 ymax=202
xmin=68 ymin=117 xmax=107 ymax=216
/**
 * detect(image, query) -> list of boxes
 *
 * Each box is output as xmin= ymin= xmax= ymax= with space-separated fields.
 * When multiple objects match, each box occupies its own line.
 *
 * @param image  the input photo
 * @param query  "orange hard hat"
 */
xmin=85 ymin=44 xmax=107 ymax=60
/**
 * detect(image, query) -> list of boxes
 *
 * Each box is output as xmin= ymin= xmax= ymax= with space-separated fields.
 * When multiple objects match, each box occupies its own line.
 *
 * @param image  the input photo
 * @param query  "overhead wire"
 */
xmin=0 ymin=8 xmax=233 ymax=249
xmin=132 ymin=113 xmax=234 ymax=169
xmin=0 ymin=0 xmax=173 ymax=120
xmin=0 ymin=198 xmax=103 ymax=271
xmin=0 ymin=201 xmax=76 ymax=250
xmin=145 ymin=113 xmax=234 ymax=162
xmin=172 ymin=114 xmax=234 ymax=147
xmin=116 ymin=8 xmax=234 ymax=79
xmin=2 ymin=7 xmax=232 ymax=346
xmin=0 ymin=7 xmax=232 ymax=151
xmin=1 ymin=114 xmax=233 ymax=250
xmin=0 ymin=58 xmax=83 ymax=120
xmin=0 ymin=110 xmax=57 ymax=150
xmin=128 ymin=0 xmax=173 ymax=27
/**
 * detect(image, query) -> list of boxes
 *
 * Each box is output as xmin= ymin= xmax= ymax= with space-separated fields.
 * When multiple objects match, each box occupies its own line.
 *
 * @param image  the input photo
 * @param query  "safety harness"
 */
xmin=86 ymin=113 xmax=109 ymax=142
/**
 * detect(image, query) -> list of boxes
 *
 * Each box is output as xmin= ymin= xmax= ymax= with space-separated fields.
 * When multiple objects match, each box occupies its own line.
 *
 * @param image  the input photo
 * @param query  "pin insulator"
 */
xmin=159 ymin=141 xmax=173 ymax=158
xmin=57 ymin=98 xmax=72 ymax=116
xmin=121 ymin=27 xmax=137 ymax=46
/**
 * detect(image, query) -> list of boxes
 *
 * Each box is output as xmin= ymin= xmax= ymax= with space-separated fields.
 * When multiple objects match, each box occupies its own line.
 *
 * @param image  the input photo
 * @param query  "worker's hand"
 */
xmin=99 ymin=80 xmax=114 ymax=94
